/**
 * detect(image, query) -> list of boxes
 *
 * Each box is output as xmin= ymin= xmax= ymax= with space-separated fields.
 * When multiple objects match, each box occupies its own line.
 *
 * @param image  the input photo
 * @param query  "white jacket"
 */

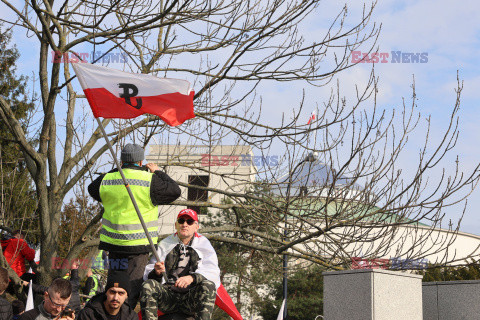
xmin=143 ymin=233 xmax=221 ymax=289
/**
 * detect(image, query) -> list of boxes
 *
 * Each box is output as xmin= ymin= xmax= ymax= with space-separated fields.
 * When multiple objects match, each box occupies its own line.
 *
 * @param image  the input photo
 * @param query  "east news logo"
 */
xmin=352 ymin=51 xmax=428 ymax=63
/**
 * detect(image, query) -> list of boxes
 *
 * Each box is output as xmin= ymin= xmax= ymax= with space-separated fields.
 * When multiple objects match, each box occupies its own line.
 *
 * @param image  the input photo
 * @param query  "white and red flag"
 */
xmin=307 ymin=110 xmax=316 ymax=125
xmin=26 ymin=280 xmax=34 ymax=311
xmin=72 ymin=63 xmax=195 ymax=126
xmin=276 ymin=299 xmax=286 ymax=320
xmin=215 ymin=284 xmax=243 ymax=320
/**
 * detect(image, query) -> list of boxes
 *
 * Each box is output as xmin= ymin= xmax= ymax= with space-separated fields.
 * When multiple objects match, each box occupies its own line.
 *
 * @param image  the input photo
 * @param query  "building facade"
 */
xmin=146 ymin=144 xmax=256 ymax=234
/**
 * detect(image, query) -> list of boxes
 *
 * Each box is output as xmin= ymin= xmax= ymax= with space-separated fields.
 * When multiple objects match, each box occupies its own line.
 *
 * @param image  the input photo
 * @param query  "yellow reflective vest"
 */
xmin=99 ymin=169 xmax=158 ymax=249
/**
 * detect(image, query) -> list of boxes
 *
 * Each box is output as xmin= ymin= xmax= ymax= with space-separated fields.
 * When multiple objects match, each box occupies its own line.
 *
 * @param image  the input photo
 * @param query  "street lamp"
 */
xmin=282 ymin=152 xmax=317 ymax=319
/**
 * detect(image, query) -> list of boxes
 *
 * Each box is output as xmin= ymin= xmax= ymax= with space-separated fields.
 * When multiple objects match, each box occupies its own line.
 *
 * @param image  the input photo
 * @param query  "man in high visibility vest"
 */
xmin=88 ymin=143 xmax=181 ymax=308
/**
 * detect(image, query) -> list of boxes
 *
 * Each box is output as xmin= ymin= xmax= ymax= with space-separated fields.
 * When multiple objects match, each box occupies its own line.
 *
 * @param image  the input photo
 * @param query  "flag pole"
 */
xmin=95 ymin=118 xmax=166 ymax=280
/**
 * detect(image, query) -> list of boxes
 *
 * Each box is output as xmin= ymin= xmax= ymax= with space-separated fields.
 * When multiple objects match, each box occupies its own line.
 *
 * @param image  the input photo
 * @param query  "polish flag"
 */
xmin=276 ymin=299 xmax=286 ymax=320
xmin=215 ymin=284 xmax=243 ymax=320
xmin=307 ymin=110 xmax=316 ymax=125
xmin=26 ymin=280 xmax=34 ymax=311
xmin=72 ymin=63 xmax=195 ymax=126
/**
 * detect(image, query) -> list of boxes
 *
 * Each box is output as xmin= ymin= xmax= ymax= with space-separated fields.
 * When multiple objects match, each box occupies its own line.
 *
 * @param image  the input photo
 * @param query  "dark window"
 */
xmin=299 ymin=186 xmax=308 ymax=197
xmin=187 ymin=175 xmax=209 ymax=214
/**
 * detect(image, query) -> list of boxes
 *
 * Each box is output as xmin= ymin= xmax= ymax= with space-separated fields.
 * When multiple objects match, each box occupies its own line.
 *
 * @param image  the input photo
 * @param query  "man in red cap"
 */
xmin=140 ymin=209 xmax=220 ymax=320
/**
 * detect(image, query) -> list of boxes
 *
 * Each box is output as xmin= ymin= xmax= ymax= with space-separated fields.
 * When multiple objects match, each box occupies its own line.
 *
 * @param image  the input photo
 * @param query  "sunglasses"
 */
xmin=177 ymin=218 xmax=195 ymax=225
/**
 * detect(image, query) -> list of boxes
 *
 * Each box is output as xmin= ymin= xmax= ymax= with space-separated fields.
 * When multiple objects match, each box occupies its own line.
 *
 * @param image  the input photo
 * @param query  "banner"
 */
xmin=72 ymin=63 xmax=195 ymax=126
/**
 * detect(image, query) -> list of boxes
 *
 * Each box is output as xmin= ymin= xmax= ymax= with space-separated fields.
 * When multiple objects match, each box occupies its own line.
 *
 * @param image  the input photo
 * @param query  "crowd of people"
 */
xmin=0 ymin=144 xmax=221 ymax=320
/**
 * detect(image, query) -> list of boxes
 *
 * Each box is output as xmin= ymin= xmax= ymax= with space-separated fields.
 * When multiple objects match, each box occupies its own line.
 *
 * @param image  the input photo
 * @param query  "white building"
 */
xmin=275 ymin=159 xmax=480 ymax=267
xmin=148 ymin=145 xmax=480 ymax=266
xmin=146 ymin=144 xmax=480 ymax=318
xmin=147 ymin=144 xmax=256 ymax=233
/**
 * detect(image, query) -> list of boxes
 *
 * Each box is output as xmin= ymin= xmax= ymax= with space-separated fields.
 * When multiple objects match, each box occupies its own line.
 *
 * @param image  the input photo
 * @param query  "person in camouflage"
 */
xmin=140 ymin=209 xmax=220 ymax=320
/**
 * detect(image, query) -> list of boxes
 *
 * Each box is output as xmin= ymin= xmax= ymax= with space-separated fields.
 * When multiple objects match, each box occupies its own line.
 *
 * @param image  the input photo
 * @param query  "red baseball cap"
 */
xmin=177 ymin=209 xmax=198 ymax=222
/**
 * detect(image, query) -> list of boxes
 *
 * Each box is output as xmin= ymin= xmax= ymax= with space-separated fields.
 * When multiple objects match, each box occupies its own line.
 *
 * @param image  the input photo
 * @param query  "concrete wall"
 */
xmin=323 ymin=269 xmax=423 ymax=320
xmin=423 ymin=280 xmax=480 ymax=320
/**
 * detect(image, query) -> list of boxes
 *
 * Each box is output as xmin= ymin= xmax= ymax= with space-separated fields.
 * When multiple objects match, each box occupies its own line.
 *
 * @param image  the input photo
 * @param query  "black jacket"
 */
xmin=88 ymin=164 xmax=181 ymax=254
xmin=0 ymin=296 xmax=12 ymax=320
xmin=17 ymin=307 xmax=40 ymax=320
xmin=18 ymin=302 xmax=51 ymax=320
xmin=77 ymin=293 xmax=138 ymax=320
xmin=147 ymin=243 xmax=208 ymax=288
xmin=68 ymin=269 xmax=81 ymax=313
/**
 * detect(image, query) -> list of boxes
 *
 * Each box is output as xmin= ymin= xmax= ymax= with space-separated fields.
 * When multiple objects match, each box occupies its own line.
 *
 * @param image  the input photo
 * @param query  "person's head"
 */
xmin=12 ymin=300 xmax=25 ymax=315
xmin=104 ymin=271 xmax=130 ymax=314
xmin=13 ymin=230 xmax=25 ymax=239
xmin=120 ymin=143 xmax=144 ymax=166
xmin=175 ymin=209 xmax=199 ymax=244
xmin=86 ymin=268 xmax=93 ymax=277
xmin=0 ymin=267 xmax=9 ymax=295
xmin=43 ymin=278 xmax=72 ymax=316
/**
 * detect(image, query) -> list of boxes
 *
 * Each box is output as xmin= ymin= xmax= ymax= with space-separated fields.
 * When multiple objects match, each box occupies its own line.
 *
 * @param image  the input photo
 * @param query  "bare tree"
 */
xmin=0 ymin=0 xmax=477 ymax=290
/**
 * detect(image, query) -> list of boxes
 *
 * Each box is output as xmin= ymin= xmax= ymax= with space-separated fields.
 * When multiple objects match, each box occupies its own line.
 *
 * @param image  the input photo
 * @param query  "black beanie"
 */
xmin=105 ymin=271 xmax=131 ymax=296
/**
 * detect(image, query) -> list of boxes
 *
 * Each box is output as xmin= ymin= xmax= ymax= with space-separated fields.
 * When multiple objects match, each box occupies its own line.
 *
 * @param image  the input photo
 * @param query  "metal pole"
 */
xmin=282 ymin=188 xmax=289 ymax=320
xmin=95 ymin=118 xmax=166 ymax=279
xmin=283 ymin=160 xmax=302 ymax=320
xmin=283 ymin=153 xmax=317 ymax=319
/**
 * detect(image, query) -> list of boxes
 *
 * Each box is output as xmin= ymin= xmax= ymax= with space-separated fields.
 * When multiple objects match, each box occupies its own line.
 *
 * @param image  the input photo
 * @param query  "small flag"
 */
xmin=276 ymin=299 xmax=286 ymax=320
xmin=307 ymin=110 xmax=316 ymax=125
xmin=72 ymin=63 xmax=195 ymax=126
xmin=215 ymin=284 xmax=243 ymax=320
xmin=26 ymin=280 xmax=34 ymax=311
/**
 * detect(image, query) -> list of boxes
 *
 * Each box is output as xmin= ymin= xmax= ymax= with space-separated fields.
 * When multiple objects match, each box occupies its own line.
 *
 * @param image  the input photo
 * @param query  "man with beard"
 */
xmin=78 ymin=270 xmax=138 ymax=320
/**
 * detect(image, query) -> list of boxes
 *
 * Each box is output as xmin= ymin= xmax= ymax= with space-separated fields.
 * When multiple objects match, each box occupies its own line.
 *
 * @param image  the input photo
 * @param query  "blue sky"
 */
xmin=239 ymin=0 xmax=480 ymax=234
xmin=378 ymin=0 xmax=479 ymax=234
xmin=334 ymin=0 xmax=480 ymax=234
xmin=3 ymin=0 xmax=480 ymax=234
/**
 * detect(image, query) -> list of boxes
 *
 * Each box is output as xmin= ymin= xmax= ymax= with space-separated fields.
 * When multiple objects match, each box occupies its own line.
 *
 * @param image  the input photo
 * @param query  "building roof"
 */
xmin=272 ymin=160 xmax=360 ymax=197
xmin=286 ymin=199 xmax=428 ymax=226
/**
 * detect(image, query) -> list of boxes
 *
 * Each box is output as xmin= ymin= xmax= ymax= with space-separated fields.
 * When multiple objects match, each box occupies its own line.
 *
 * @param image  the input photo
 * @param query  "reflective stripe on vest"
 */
xmin=100 ymin=228 xmax=159 ymax=240
xmin=99 ymin=169 xmax=158 ymax=247
xmin=101 ymin=179 xmax=150 ymax=187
